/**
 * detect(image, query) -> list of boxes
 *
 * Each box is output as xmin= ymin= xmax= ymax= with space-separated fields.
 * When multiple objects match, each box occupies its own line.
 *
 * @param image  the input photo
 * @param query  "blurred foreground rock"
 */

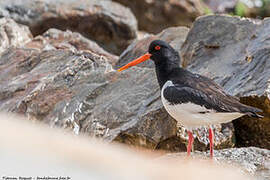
xmin=113 ymin=0 xmax=205 ymax=33
xmin=163 ymin=147 xmax=270 ymax=180
xmin=0 ymin=0 xmax=138 ymax=55
xmin=0 ymin=113 xmax=251 ymax=180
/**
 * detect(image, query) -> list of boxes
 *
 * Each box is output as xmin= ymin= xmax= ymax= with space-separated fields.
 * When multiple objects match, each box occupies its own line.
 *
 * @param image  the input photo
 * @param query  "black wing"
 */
xmin=164 ymin=69 xmax=262 ymax=116
xmin=163 ymin=85 xmax=236 ymax=112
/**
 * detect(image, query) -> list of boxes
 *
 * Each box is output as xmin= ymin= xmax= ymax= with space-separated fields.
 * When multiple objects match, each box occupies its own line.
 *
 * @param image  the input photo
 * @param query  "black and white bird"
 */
xmin=117 ymin=40 xmax=263 ymax=158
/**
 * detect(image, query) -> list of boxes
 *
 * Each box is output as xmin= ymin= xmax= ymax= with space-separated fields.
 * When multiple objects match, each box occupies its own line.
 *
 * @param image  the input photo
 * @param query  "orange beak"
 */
xmin=117 ymin=53 xmax=152 ymax=72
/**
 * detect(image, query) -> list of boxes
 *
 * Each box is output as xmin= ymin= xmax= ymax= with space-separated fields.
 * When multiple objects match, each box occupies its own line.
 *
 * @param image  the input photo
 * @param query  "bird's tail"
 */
xmin=241 ymin=106 xmax=263 ymax=118
xmin=246 ymin=112 xmax=264 ymax=118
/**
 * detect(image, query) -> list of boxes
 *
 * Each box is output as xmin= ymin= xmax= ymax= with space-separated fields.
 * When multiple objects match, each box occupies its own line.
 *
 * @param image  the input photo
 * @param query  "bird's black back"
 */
xmin=162 ymin=67 xmax=262 ymax=117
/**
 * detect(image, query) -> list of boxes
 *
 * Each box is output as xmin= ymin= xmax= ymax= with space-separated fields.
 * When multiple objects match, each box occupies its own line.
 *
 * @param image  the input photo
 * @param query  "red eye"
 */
xmin=155 ymin=46 xmax=161 ymax=50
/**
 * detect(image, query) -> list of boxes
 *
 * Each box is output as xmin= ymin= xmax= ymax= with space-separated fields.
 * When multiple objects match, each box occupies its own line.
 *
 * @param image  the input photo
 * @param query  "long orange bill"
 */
xmin=117 ymin=53 xmax=152 ymax=72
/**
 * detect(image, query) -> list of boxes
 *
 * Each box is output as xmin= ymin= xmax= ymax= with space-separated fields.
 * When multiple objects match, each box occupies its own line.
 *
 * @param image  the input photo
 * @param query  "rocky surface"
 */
xmin=0 ymin=18 xmax=235 ymax=152
xmin=181 ymin=15 xmax=270 ymax=149
xmin=25 ymin=28 xmax=118 ymax=64
xmin=0 ymin=18 xmax=32 ymax=54
xmin=0 ymin=46 xmax=177 ymax=149
xmin=0 ymin=11 xmax=269 ymax=154
xmin=0 ymin=0 xmax=138 ymax=55
xmin=0 ymin=18 xmax=177 ymax=150
xmin=162 ymin=147 xmax=270 ymax=180
xmin=112 ymin=0 xmax=205 ymax=33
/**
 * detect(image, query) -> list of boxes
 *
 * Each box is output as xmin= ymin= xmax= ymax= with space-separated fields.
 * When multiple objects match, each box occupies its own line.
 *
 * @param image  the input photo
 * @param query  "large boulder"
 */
xmin=181 ymin=15 xmax=270 ymax=149
xmin=163 ymin=147 xmax=270 ymax=180
xmin=1 ymin=14 xmax=269 ymax=152
xmin=0 ymin=22 xmax=178 ymax=151
xmin=0 ymin=0 xmax=138 ymax=55
xmin=112 ymin=0 xmax=205 ymax=33
xmin=0 ymin=18 xmax=32 ymax=54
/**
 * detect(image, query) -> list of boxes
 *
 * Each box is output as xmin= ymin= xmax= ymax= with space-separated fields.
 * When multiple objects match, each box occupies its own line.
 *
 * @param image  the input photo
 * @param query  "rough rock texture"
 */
xmin=162 ymin=147 xmax=270 ymax=180
xmin=0 ymin=19 xmax=179 ymax=150
xmin=1 ymin=13 xmax=269 ymax=152
xmin=116 ymin=26 xmax=190 ymax=69
xmin=0 ymin=18 xmax=32 ymax=54
xmin=25 ymin=28 xmax=118 ymax=64
xmin=181 ymin=15 xmax=270 ymax=149
xmin=0 ymin=0 xmax=138 ymax=55
xmin=112 ymin=0 xmax=205 ymax=33
xmin=0 ymin=49 xmax=178 ymax=150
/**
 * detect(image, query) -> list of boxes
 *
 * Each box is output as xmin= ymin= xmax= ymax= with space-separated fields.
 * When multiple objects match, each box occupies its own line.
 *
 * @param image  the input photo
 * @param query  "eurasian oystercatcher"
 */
xmin=117 ymin=40 xmax=263 ymax=158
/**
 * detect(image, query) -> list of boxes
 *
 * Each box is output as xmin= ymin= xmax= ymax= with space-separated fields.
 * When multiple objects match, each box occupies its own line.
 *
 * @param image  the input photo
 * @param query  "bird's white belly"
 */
xmin=161 ymin=81 xmax=244 ymax=129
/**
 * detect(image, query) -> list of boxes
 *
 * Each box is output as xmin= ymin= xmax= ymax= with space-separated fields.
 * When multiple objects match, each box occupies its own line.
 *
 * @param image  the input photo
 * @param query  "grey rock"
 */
xmin=0 ymin=17 xmax=32 ymax=54
xmin=0 ymin=0 xmax=138 ymax=55
xmin=113 ymin=0 xmax=205 ymax=33
xmin=162 ymin=147 xmax=270 ymax=180
xmin=181 ymin=15 xmax=270 ymax=149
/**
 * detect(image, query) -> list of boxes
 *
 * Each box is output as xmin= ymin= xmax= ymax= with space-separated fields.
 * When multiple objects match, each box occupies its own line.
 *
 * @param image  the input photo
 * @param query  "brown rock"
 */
xmin=0 ymin=18 xmax=178 ymax=150
xmin=113 ymin=0 xmax=205 ymax=33
xmin=0 ymin=0 xmax=138 ymax=55
xmin=181 ymin=15 xmax=270 ymax=149
xmin=0 ymin=47 xmax=179 ymax=149
xmin=0 ymin=18 xmax=32 ymax=54
xmin=25 ymin=28 xmax=118 ymax=64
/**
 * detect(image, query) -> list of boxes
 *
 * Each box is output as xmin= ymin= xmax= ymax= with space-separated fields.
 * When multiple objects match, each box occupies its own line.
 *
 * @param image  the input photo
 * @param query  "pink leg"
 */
xmin=209 ymin=127 xmax=214 ymax=158
xmin=187 ymin=131 xmax=194 ymax=156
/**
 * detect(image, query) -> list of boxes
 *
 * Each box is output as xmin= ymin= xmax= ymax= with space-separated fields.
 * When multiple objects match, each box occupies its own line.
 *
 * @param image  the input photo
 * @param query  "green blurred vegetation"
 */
xmin=203 ymin=0 xmax=270 ymax=18
xmin=235 ymin=1 xmax=247 ymax=17
xmin=235 ymin=0 xmax=270 ymax=18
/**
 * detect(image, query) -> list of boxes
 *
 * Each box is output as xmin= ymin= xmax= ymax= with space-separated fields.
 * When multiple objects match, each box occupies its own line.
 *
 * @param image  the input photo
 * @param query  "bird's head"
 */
xmin=117 ymin=40 xmax=179 ymax=72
